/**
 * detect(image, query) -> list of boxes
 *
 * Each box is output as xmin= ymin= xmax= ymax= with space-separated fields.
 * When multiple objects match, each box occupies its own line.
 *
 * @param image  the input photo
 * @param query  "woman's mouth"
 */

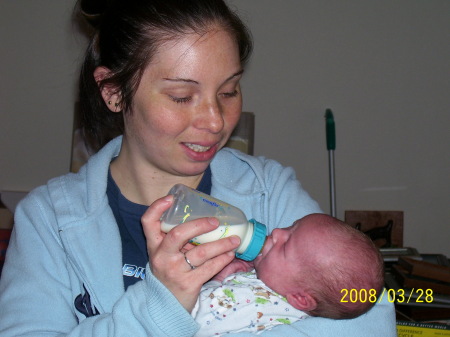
xmin=184 ymin=143 xmax=212 ymax=152
xmin=182 ymin=142 xmax=219 ymax=161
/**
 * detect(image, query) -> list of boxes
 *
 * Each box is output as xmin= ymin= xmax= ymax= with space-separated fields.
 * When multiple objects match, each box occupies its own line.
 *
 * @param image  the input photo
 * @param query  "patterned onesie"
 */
xmin=192 ymin=271 xmax=309 ymax=336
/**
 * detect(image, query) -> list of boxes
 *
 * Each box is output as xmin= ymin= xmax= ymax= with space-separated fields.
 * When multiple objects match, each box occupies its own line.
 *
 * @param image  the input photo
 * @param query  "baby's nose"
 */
xmin=271 ymin=228 xmax=285 ymax=241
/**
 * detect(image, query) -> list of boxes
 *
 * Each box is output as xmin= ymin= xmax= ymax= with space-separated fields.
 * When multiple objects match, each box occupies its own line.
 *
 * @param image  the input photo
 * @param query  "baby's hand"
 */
xmin=212 ymin=258 xmax=254 ymax=282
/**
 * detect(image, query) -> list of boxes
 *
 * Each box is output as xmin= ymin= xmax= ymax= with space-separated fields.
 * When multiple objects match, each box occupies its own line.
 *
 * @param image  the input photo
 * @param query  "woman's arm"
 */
xmin=0 ymin=190 xmax=200 ymax=337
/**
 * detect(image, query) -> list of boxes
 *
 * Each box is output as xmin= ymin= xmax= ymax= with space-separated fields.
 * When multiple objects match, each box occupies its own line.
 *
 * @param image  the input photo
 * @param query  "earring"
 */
xmin=115 ymin=103 xmax=119 ymax=108
xmin=108 ymin=100 xmax=112 ymax=105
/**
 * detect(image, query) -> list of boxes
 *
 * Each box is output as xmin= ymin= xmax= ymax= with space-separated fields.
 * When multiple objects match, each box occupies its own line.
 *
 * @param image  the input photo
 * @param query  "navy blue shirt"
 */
xmin=107 ymin=166 xmax=212 ymax=289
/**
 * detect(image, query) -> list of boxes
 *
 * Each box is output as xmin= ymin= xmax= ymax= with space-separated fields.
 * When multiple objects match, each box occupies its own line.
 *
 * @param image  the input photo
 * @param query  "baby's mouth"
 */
xmin=260 ymin=236 xmax=273 ymax=256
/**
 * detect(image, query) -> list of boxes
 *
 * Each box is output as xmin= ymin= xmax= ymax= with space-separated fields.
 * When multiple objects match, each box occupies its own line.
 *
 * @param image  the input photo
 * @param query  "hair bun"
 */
xmin=79 ymin=0 xmax=108 ymax=27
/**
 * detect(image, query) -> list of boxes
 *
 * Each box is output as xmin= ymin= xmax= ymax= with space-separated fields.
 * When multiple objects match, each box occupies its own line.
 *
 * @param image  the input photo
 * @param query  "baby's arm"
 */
xmin=212 ymin=259 xmax=254 ymax=282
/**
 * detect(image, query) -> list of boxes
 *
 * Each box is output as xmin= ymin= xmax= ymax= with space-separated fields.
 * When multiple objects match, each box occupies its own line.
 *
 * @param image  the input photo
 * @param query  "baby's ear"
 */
xmin=286 ymin=290 xmax=317 ymax=312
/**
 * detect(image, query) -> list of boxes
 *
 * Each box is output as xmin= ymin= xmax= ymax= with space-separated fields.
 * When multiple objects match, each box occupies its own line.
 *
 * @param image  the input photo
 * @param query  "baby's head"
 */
xmin=254 ymin=213 xmax=384 ymax=319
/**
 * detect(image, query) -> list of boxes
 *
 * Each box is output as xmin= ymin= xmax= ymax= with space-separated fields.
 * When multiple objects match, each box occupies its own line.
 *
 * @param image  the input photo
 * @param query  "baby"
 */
xmin=192 ymin=213 xmax=384 ymax=335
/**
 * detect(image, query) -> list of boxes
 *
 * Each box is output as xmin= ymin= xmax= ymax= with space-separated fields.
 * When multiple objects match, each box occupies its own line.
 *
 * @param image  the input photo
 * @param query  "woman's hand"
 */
xmin=142 ymin=195 xmax=241 ymax=312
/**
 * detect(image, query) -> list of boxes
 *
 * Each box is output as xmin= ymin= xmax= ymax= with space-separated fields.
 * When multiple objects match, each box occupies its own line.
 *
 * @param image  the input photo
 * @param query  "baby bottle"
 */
xmin=160 ymin=184 xmax=267 ymax=261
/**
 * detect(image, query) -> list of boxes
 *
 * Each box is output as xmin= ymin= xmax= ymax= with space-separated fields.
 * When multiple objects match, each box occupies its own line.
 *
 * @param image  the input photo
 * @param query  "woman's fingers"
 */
xmin=182 ymin=235 xmax=240 ymax=268
xmin=183 ymin=244 xmax=237 ymax=279
xmin=141 ymin=195 xmax=242 ymax=311
xmin=141 ymin=195 xmax=173 ymax=253
xmin=161 ymin=217 xmax=222 ymax=252
xmin=142 ymin=196 xmax=224 ymax=253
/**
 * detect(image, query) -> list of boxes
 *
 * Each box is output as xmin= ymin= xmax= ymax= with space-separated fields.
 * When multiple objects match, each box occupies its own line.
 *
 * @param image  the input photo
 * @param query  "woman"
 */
xmin=0 ymin=0 xmax=396 ymax=336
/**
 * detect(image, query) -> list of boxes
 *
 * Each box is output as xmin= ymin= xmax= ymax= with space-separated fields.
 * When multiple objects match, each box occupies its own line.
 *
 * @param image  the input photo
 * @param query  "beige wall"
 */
xmin=1 ymin=1 xmax=449 ymax=256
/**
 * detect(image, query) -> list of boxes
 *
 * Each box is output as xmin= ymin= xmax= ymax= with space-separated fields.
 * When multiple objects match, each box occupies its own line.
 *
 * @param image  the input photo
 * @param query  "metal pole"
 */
xmin=325 ymin=109 xmax=336 ymax=218
xmin=328 ymin=149 xmax=336 ymax=218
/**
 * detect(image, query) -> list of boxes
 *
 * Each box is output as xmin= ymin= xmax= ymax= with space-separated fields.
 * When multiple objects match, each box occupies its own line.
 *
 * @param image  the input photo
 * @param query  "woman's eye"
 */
xmin=221 ymin=90 xmax=239 ymax=98
xmin=169 ymin=95 xmax=192 ymax=104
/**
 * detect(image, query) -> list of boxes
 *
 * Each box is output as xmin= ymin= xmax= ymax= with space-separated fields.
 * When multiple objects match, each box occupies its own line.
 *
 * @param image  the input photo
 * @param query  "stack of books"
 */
xmin=393 ymin=257 xmax=450 ymax=296
xmin=386 ymin=256 xmax=450 ymax=321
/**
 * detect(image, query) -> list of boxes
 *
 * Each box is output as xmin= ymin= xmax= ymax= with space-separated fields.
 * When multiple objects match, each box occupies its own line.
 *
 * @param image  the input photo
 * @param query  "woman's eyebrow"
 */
xmin=226 ymin=69 xmax=244 ymax=82
xmin=162 ymin=69 xmax=244 ymax=85
xmin=220 ymin=69 xmax=244 ymax=86
xmin=162 ymin=77 xmax=199 ymax=84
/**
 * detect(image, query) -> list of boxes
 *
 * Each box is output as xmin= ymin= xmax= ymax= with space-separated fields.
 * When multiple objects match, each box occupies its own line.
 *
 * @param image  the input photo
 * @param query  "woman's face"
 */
xmin=122 ymin=27 xmax=243 ymax=178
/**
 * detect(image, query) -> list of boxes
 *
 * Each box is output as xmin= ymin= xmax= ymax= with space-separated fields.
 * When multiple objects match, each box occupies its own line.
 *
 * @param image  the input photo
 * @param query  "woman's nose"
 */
xmin=194 ymin=99 xmax=224 ymax=134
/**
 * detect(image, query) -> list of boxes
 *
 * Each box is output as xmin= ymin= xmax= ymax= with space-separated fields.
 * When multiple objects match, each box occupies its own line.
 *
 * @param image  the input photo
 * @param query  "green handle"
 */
xmin=325 ymin=109 xmax=336 ymax=150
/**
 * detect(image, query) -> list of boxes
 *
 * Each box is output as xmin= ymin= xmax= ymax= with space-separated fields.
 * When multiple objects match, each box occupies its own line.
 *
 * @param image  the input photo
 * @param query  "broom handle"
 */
xmin=325 ymin=109 xmax=336 ymax=218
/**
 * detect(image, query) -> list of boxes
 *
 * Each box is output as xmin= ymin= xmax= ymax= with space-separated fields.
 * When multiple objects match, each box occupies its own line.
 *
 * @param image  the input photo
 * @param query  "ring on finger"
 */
xmin=184 ymin=253 xmax=196 ymax=270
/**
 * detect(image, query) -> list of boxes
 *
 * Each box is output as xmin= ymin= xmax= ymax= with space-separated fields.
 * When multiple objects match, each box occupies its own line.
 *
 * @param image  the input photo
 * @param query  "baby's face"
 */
xmin=254 ymin=218 xmax=315 ymax=295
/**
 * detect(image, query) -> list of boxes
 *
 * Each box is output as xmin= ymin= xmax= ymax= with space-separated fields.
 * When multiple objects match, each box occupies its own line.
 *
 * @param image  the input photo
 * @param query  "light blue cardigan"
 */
xmin=0 ymin=137 xmax=396 ymax=336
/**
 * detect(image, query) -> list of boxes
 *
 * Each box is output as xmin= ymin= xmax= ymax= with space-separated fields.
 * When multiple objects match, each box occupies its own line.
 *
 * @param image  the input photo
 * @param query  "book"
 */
xmin=397 ymin=321 xmax=450 ymax=336
xmin=399 ymin=257 xmax=450 ymax=283
xmin=385 ymin=272 xmax=450 ymax=306
xmin=392 ymin=265 xmax=450 ymax=296
xmin=397 ymin=306 xmax=450 ymax=321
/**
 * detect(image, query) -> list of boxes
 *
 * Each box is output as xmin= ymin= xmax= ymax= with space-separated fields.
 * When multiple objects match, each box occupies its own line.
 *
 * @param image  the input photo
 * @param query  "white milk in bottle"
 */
xmin=160 ymin=184 xmax=267 ymax=261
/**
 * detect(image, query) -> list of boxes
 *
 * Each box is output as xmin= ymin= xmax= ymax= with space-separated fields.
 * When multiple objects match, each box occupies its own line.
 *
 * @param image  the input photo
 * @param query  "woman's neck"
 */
xmin=110 ymin=152 xmax=203 ymax=206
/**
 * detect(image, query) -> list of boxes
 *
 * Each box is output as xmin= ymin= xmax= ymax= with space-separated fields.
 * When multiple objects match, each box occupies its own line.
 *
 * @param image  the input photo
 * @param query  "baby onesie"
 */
xmin=192 ymin=271 xmax=308 ymax=336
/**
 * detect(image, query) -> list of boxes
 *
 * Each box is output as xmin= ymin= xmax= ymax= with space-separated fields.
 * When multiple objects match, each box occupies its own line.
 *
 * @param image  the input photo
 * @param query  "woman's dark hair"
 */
xmin=77 ymin=0 xmax=253 ymax=151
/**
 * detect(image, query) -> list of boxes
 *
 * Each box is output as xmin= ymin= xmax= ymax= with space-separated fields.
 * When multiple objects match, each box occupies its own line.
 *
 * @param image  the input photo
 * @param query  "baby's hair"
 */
xmin=300 ymin=215 xmax=384 ymax=319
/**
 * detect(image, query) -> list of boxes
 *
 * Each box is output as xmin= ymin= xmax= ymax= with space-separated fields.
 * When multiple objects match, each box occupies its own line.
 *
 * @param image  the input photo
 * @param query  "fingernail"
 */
xmin=164 ymin=195 xmax=173 ymax=202
xmin=208 ymin=217 xmax=219 ymax=226
xmin=230 ymin=235 xmax=241 ymax=245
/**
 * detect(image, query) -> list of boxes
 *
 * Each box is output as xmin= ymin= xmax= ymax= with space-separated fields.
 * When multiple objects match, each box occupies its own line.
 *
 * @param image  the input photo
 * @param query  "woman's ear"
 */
xmin=286 ymin=290 xmax=317 ymax=312
xmin=94 ymin=66 xmax=121 ymax=112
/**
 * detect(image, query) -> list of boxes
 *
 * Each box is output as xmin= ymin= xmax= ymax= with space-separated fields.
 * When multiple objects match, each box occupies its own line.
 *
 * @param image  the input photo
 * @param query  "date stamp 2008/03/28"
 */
xmin=340 ymin=288 xmax=434 ymax=304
